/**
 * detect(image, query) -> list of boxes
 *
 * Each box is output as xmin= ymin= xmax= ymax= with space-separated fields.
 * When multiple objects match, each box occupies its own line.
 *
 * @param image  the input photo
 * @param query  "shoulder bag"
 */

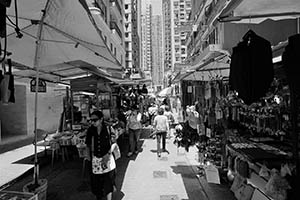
xmin=91 ymin=127 xmax=116 ymax=174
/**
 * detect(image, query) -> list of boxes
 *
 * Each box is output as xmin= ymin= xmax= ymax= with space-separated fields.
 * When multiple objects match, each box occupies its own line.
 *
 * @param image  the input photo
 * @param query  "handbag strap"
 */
xmin=91 ymin=136 xmax=94 ymax=157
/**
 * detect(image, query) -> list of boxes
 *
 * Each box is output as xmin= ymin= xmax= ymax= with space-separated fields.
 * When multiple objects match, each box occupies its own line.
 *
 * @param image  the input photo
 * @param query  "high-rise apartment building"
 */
xmin=141 ymin=0 xmax=152 ymax=77
xmin=151 ymin=15 xmax=164 ymax=87
xmin=162 ymin=0 xmax=173 ymax=72
xmin=163 ymin=0 xmax=192 ymax=73
xmin=124 ymin=0 xmax=141 ymax=76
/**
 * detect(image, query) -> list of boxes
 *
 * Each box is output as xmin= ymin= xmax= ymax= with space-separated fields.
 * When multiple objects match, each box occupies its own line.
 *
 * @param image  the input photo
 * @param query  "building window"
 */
xmin=125 ymin=4 xmax=128 ymax=9
xmin=181 ymin=48 xmax=186 ymax=54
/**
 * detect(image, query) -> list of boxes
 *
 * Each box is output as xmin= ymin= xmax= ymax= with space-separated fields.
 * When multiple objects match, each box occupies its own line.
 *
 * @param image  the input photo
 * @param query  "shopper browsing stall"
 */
xmin=126 ymin=107 xmax=142 ymax=157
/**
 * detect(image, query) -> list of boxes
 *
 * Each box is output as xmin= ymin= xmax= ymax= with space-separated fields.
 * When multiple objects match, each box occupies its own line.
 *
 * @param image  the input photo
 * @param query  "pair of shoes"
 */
xmin=127 ymin=152 xmax=133 ymax=157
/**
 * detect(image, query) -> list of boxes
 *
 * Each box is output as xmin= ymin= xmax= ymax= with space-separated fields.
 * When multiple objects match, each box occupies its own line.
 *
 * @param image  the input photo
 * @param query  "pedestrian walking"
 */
xmin=153 ymin=107 xmax=169 ymax=157
xmin=164 ymin=106 xmax=175 ymax=138
xmin=126 ymin=107 xmax=142 ymax=157
xmin=85 ymin=110 xmax=116 ymax=200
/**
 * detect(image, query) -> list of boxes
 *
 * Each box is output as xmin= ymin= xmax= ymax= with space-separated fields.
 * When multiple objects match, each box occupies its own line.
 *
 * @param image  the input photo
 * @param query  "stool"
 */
xmin=49 ymin=141 xmax=60 ymax=167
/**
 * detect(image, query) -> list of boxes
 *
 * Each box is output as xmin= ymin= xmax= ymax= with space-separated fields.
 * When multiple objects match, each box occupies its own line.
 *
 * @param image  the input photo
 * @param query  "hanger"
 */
xmin=242 ymin=16 xmax=255 ymax=44
xmin=242 ymin=29 xmax=256 ymax=45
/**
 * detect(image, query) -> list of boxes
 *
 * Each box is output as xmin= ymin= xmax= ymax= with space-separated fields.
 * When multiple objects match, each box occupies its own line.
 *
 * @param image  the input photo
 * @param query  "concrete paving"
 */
xmin=1 ymin=127 xmax=235 ymax=200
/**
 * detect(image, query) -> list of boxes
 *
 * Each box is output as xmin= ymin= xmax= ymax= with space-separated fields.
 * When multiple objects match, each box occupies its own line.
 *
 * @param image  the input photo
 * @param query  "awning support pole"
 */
xmin=33 ymin=1 xmax=50 ymax=185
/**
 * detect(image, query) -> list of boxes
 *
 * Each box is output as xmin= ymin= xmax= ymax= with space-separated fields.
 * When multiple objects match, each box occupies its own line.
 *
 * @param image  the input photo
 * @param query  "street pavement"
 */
xmin=2 ymin=127 xmax=235 ymax=200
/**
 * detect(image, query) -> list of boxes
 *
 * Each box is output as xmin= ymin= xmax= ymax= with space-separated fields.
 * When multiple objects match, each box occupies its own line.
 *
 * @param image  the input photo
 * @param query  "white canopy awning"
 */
xmin=156 ymin=87 xmax=173 ymax=97
xmin=3 ymin=0 xmax=123 ymax=82
xmin=219 ymin=0 xmax=300 ymax=23
xmin=172 ymin=44 xmax=230 ymax=83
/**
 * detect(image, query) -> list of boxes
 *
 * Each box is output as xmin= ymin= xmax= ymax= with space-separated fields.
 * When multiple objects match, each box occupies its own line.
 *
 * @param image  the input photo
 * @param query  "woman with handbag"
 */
xmin=85 ymin=110 xmax=116 ymax=200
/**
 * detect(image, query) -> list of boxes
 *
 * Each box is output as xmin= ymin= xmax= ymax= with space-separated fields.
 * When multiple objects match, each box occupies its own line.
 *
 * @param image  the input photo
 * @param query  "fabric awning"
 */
xmin=219 ymin=0 xmax=300 ymax=23
xmin=183 ymin=45 xmax=229 ymax=72
xmin=172 ymin=45 xmax=230 ymax=83
xmin=3 ymin=0 xmax=123 ymax=83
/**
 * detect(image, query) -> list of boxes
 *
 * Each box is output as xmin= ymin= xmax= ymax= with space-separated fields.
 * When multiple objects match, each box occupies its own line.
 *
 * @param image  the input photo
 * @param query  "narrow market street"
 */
xmin=1 ymin=126 xmax=235 ymax=200
xmin=2 ymin=1 xmax=299 ymax=200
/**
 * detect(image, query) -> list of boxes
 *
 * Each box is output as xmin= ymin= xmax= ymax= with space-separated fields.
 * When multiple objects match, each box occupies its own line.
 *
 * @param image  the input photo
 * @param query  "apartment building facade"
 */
xmin=123 ymin=0 xmax=141 ymax=78
xmin=163 ymin=0 xmax=192 ymax=86
xmin=88 ymin=0 xmax=126 ymax=74
xmin=141 ymin=0 xmax=152 ymax=79
xmin=151 ymin=15 xmax=164 ymax=88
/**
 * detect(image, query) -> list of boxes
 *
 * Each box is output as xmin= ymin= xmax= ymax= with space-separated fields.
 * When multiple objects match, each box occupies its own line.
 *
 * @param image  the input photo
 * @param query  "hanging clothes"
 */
xmin=282 ymin=34 xmax=300 ymax=96
xmin=205 ymin=82 xmax=211 ymax=100
xmin=229 ymin=30 xmax=274 ymax=105
xmin=0 ymin=59 xmax=15 ymax=104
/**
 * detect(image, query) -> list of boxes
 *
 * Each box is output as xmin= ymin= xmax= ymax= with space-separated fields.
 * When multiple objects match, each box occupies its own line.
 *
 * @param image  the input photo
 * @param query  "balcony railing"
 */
xmin=110 ymin=0 xmax=122 ymax=16
xmin=110 ymin=21 xmax=122 ymax=39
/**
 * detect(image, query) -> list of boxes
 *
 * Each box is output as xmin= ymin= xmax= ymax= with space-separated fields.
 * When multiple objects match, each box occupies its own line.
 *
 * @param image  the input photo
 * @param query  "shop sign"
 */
xmin=30 ymin=78 xmax=46 ymax=93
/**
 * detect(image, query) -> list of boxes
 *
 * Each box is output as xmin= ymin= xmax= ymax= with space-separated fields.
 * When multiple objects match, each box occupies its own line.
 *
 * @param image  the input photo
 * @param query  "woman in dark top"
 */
xmin=85 ymin=110 xmax=115 ymax=200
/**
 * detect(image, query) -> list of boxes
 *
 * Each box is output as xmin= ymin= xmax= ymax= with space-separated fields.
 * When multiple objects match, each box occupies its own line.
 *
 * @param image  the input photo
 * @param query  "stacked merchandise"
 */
xmin=226 ymin=132 xmax=294 ymax=200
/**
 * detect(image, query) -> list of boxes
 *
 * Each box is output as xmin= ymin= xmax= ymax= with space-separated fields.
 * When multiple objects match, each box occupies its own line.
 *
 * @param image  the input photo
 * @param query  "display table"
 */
xmin=0 ymin=190 xmax=38 ymax=200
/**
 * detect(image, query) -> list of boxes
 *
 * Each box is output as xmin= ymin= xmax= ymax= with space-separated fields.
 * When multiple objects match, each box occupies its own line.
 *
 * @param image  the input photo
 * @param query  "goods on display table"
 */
xmin=0 ymin=190 xmax=37 ymax=200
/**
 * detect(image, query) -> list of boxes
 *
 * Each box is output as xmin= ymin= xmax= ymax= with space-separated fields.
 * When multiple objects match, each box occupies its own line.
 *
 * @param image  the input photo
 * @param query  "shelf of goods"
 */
xmin=226 ymin=140 xmax=291 ymax=200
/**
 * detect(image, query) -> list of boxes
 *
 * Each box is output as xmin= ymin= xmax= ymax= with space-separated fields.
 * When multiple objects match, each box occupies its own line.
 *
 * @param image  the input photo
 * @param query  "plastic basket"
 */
xmin=23 ymin=179 xmax=47 ymax=200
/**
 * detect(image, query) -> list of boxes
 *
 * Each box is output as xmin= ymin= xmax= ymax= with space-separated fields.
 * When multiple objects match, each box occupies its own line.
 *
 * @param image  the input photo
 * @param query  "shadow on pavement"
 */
xmin=171 ymin=164 xmax=235 ymax=200
xmin=4 ymin=135 xmax=144 ymax=200
xmin=113 ymin=137 xmax=145 ymax=200
xmin=170 ymin=165 xmax=209 ymax=200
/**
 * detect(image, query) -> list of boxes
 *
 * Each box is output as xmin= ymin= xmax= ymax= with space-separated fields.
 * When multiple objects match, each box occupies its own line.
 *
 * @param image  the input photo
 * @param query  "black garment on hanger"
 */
xmin=229 ymin=30 xmax=274 ymax=105
xmin=282 ymin=34 xmax=300 ymax=96
xmin=7 ymin=59 xmax=15 ymax=103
